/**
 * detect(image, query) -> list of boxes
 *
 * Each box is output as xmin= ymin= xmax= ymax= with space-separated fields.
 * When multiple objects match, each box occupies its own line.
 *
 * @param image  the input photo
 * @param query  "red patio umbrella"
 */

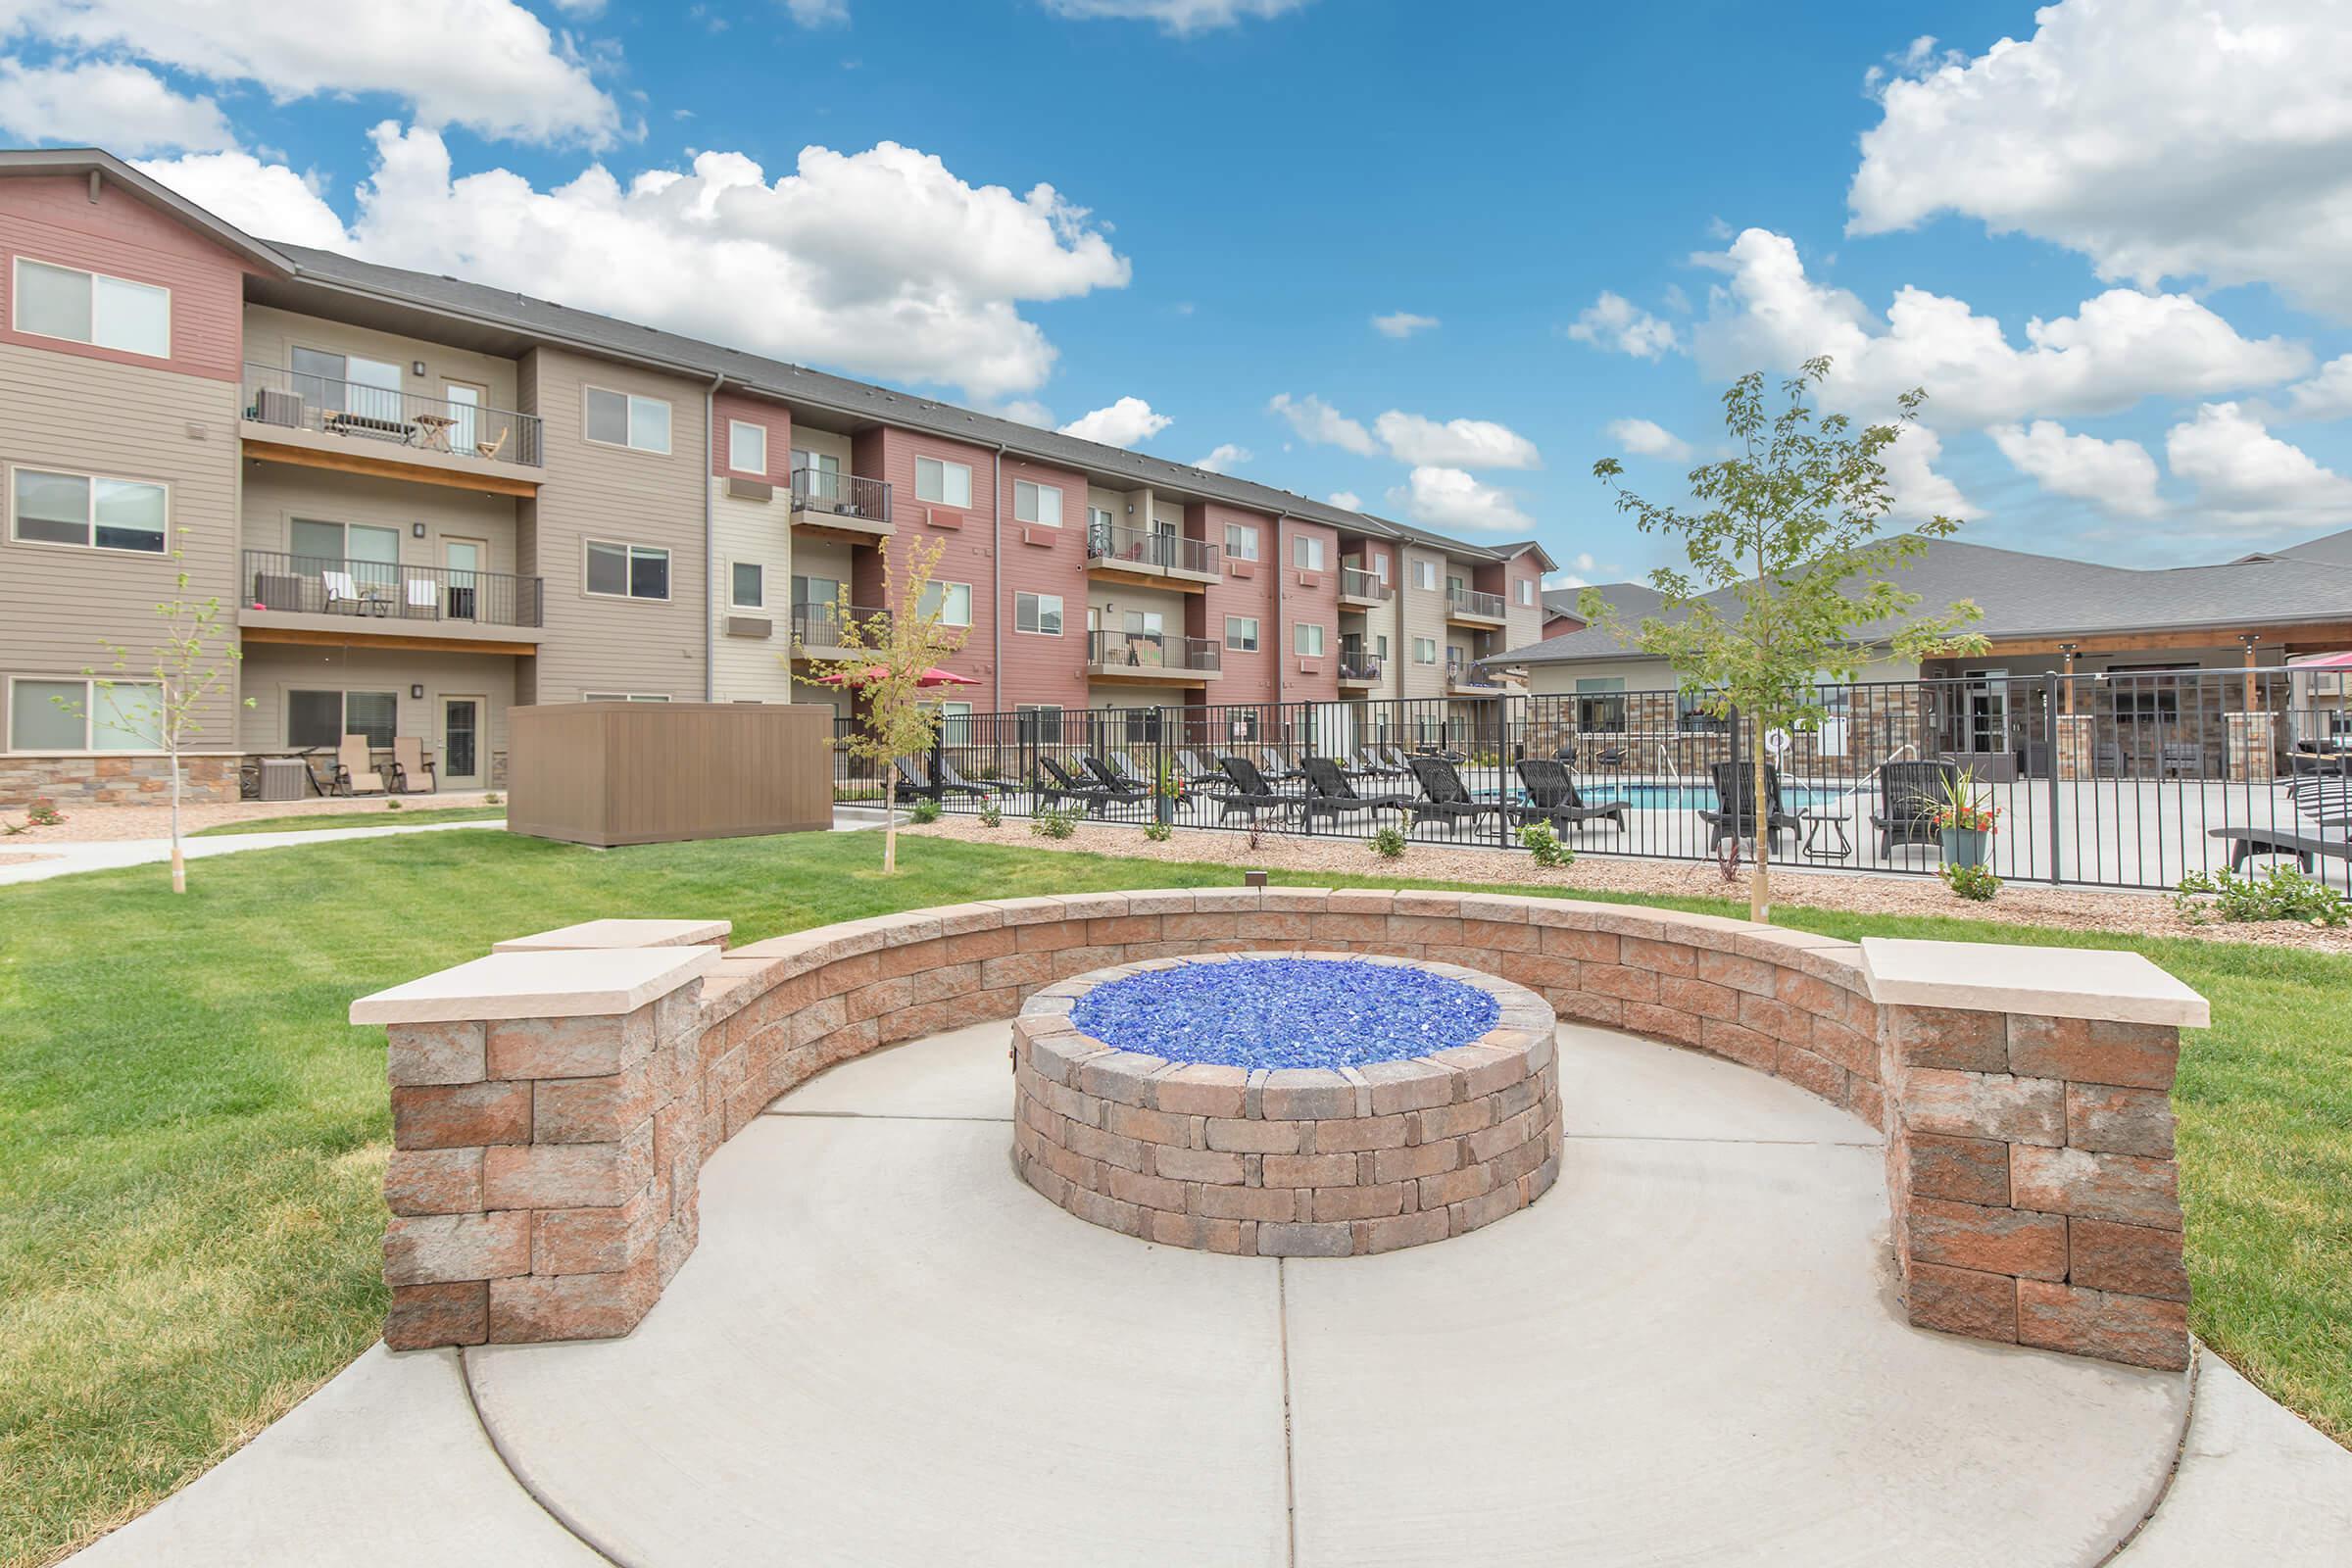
xmin=2288 ymin=651 xmax=2352 ymax=670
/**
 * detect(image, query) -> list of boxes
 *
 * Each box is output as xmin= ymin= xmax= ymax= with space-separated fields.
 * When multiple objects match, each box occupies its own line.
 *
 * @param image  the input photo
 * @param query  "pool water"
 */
xmin=1066 ymin=956 xmax=1500 ymax=1069
xmin=1578 ymin=783 xmax=1850 ymax=811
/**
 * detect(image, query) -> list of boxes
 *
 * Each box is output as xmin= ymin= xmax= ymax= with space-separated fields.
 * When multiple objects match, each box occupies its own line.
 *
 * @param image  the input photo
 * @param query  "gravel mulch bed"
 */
xmin=907 ymin=816 xmax=2352 ymax=955
xmin=2 ymin=791 xmax=501 ymax=844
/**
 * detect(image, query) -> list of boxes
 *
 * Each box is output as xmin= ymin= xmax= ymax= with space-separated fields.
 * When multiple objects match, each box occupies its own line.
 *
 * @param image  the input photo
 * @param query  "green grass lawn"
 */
xmin=2 ymin=829 xmax=2346 ymax=1564
xmin=190 ymin=805 xmax=507 ymax=836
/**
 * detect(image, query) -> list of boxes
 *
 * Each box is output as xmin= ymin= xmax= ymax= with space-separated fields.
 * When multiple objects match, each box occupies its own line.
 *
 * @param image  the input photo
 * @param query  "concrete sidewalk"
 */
xmin=0 ymin=818 xmax=506 ymax=886
xmin=68 ymin=1024 xmax=2352 ymax=1566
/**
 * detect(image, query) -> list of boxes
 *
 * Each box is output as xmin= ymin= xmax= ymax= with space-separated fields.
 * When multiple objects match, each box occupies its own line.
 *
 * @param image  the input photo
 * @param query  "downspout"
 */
xmin=1273 ymin=510 xmax=1291 ymax=715
xmin=992 ymin=443 xmax=1008 ymax=710
xmin=704 ymin=373 xmax=722 ymax=702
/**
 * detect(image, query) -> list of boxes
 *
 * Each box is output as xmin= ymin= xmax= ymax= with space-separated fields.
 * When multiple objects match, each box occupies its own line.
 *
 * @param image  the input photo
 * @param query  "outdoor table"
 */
xmin=413 ymin=414 xmax=460 ymax=451
xmin=1799 ymin=807 xmax=1852 ymax=859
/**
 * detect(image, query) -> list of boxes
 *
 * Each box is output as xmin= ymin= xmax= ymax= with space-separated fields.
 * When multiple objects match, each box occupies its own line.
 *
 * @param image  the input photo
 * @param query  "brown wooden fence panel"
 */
xmin=509 ymin=702 xmax=832 ymax=846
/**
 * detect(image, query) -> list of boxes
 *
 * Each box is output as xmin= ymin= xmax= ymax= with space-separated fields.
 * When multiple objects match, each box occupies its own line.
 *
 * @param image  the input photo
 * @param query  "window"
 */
xmin=917 ymin=580 xmax=973 ymax=626
xmin=915 ymin=457 xmax=973 ymax=509
xmin=10 ymin=676 xmax=159 ymax=752
xmin=288 ymin=688 xmax=397 ymax=750
xmin=1373 ymin=553 xmax=1390 ymax=582
xmin=1015 ymin=591 xmax=1063 ymax=635
xmin=1518 ymin=579 xmax=1535 ymax=606
xmin=2110 ymin=664 xmax=2190 ymax=725
xmin=586 ymin=540 xmax=670 ymax=600
xmin=1295 ymin=623 xmax=1325 ymax=657
xmin=1017 ymin=704 xmax=1063 ymax=743
xmin=1013 ymin=480 xmax=1062 ymax=526
xmin=1293 ymin=534 xmax=1325 ymax=571
xmin=1575 ymin=676 xmax=1627 ymax=732
xmin=1375 ymin=634 xmax=1390 ymax=661
xmin=1224 ymin=615 xmax=1259 ymax=652
xmin=730 ymin=562 xmax=764 ymax=609
xmin=583 ymin=387 xmax=671 ymax=453
xmin=290 ymin=346 xmax=403 ymax=419
xmin=12 ymin=468 xmax=167 ymax=554
xmin=1676 ymin=691 xmax=1728 ymax=733
xmin=1224 ymin=522 xmax=1258 ymax=562
xmin=1413 ymin=637 xmax=1438 ymax=665
xmin=937 ymin=701 xmax=973 ymax=745
xmin=729 ymin=419 xmax=767 ymax=474
xmin=290 ymin=517 xmax=399 ymax=569
xmin=1122 ymin=707 xmax=1163 ymax=743
xmin=582 ymin=692 xmax=671 ymax=703
xmin=1413 ymin=559 xmax=1438 ymax=591
xmin=13 ymin=258 xmax=170 ymax=358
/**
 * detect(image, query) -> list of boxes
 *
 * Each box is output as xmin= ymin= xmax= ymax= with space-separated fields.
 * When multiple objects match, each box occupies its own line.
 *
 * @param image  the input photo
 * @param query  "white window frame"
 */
xmin=1293 ymin=534 xmax=1325 ymax=571
xmin=583 ymin=539 xmax=672 ymax=602
xmin=914 ymin=456 xmax=974 ymax=509
xmin=1373 ymin=552 xmax=1390 ymax=582
xmin=1014 ymin=590 xmax=1064 ymax=635
xmin=1414 ymin=559 xmax=1438 ymax=591
xmin=582 ymin=692 xmax=672 ymax=703
xmin=12 ymin=256 xmax=172 ymax=359
xmin=1413 ymin=637 xmax=1439 ymax=665
xmin=582 ymin=385 xmax=673 ymax=454
xmin=728 ymin=419 xmax=767 ymax=475
xmin=1295 ymin=622 xmax=1326 ymax=658
xmin=1013 ymin=479 xmax=1062 ymax=526
xmin=1224 ymin=615 xmax=1259 ymax=652
xmin=9 ymin=465 xmax=170 ymax=555
xmin=7 ymin=674 xmax=163 ymax=754
xmin=729 ymin=561 xmax=764 ymax=610
xmin=1223 ymin=522 xmax=1259 ymax=562
xmin=919 ymin=580 xmax=974 ymax=627
xmin=1518 ymin=579 xmax=1535 ymax=606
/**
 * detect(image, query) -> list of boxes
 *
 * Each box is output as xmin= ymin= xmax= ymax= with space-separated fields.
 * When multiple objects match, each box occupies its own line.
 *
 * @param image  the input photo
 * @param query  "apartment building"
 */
xmin=0 ymin=149 xmax=1553 ymax=807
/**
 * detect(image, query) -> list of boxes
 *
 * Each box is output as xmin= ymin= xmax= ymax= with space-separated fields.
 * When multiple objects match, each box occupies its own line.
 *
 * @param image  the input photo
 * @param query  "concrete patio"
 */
xmin=69 ymin=1018 xmax=2352 ymax=1565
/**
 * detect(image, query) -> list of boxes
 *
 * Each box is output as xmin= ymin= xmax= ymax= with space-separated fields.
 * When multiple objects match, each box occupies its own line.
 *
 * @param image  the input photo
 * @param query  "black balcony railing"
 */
xmin=243 ymin=364 xmax=542 ymax=467
xmin=1448 ymin=587 xmax=1505 ymax=619
xmin=792 ymin=602 xmax=890 ymax=650
xmin=1339 ymin=566 xmax=1390 ymax=601
xmin=1087 ymin=520 xmax=1219 ymax=576
xmin=1338 ymin=655 xmax=1384 ymax=682
xmin=1088 ymin=629 xmax=1222 ymax=674
xmin=243 ymin=550 xmax=542 ymax=628
xmin=790 ymin=468 xmax=892 ymax=524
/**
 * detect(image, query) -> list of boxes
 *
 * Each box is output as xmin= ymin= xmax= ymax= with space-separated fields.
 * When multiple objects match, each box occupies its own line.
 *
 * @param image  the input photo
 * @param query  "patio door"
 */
xmin=1966 ymin=668 xmax=2010 ymax=754
xmin=442 ymin=696 xmax=484 ymax=789
xmin=443 ymin=537 xmax=485 ymax=620
xmin=443 ymin=382 xmax=483 ymax=455
xmin=1124 ymin=609 xmax=1164 ymax=667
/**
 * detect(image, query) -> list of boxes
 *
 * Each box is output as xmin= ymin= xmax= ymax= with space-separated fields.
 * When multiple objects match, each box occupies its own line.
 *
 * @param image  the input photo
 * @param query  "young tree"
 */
xmin=793 ymin=535 xmax=968 ymax=873
xmin=58 ymin=531 xmax=251 ymax=893
xmin=1582 ymin=358 xmax=1987 ymax=922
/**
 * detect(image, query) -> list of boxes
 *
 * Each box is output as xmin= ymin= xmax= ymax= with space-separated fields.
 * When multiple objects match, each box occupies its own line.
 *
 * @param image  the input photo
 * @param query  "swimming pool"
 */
xmin=1578 ymin=783 xmax=1852 ymax=811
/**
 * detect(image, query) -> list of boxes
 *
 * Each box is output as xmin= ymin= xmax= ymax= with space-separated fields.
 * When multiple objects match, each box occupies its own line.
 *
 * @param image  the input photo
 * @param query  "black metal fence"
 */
xmin=830 ymin=669 xmax=2352 ymax=892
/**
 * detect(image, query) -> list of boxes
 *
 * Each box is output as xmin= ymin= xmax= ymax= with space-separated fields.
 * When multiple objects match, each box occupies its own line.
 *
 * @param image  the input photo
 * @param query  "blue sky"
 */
xmin=4 ymin=0 xmax=2349 ymax=585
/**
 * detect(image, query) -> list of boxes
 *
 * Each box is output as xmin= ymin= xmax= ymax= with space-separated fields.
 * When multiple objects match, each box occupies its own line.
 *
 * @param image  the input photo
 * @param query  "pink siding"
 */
xmin=0 ymin=175 xmax=250 ymax=382
xmin=1192 ymin=501 xmax=1280 ymax=708
xmin=861 ymin=427 xmax=1042 ymax=704
xmin=1504 ymin=553 xmax=1544 ymax=614
xmin=998 ymin=453 xmax=1091 ymax=712
xmin=712 ymin=389 xmax=790 ymax=480
xmin=1281 ymin=517 xmax=1341 ymax=704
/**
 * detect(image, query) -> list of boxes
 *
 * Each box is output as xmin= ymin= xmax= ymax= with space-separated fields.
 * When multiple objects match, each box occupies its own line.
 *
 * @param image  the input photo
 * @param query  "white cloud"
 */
xmin=550 ymin=0 xmax=606 ymax=12
xmin=1326 ymin=490 xmax=1362 ymax=511
xmin=0 ymin=0 xmax=621 ymax=147
xmin=785 ymin=0 xmax=850 ymax=23
xmin=128 ymin=149 xmax=351 ymax=248
xmin=1880 ymin=424 xmax=1977 ymax=522
xmin=1849 ymin=0 xmax=2352 ymax=320
xmin=0 ymin=57 xmax=233 ymax=153
xmin=2165 ymin=402 xmax=2352 ymax=528
xmin=995 ymin=399 xmax=1055 ymax=428
xmin=1385 ymin=466 xmax=1533 ymax=534
xmin=1372 ymin=411 xmax=1541 ymax=470
xmin=1268 ymin=392 xmax=1376 ymax=456
xmin=1566 ymin=290 xmax=1681 ymax=359
xmin=1193 ymin=443 xmax=1250 ymax=473
xmin=1544 ymin=571 xmax=1591 ymax=592
xmin=1057 ymin=396 xmax=1170 ymax=446
xmin=1604 ymin=417 xmax=1691 ymax=463
xmin=2284 ymin=354 xmax=2352 ymax=422
xmin=1040 ymin=0 xmax=1313 ymax=33
xmin=139 ymin=123 xmax=1131 ymax=402
xmin=1988 ymin=420 xmax=2164 ymax=518
xmin=1691 ymin=227 xmax=2309 ymax=428
xmin=1371 ymin=310 xmax=1438 ymax=339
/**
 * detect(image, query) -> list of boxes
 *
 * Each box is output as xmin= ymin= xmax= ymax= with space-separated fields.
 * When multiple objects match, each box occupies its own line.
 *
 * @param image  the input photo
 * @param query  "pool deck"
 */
xmin=67 ymin=1020 xmax=2352 ymax=1566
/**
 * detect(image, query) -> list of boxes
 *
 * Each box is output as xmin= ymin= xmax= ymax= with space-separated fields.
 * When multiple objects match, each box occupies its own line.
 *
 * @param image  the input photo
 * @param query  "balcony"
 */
xmin=791 ymin=602 xmax=891 ymax=659
xmin=1446 ymin=587 xmax=1506 ymax=626
xmin=1337 ymin=654 xmax=1383 ymax=689
xmin=1087 ymin=629 xmax=1222 ymax=684
xmin=1446 ymin=661 xmax=1507 ymax=697
xmin=240 ymin=364 xmax=543 ymax=497
xmin=790 ymin=468 xmax=893 ymax=541
xmin=1338 ymin=566 xmax=1390 ymax=609
xmin=1085 ymin=521 xmax=1220 ymax=590
xmin=237 ymin=550 xmax=542 ymax=653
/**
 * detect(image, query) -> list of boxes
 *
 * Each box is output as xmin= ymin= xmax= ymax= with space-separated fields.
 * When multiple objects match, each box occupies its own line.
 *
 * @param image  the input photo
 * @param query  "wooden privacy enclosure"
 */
xmin=507 ymin=702 xmax=833 ymax=846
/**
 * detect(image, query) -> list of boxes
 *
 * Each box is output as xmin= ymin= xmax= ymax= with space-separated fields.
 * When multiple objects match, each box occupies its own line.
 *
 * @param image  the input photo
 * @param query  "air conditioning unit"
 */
xmin=254 ymin=387 xmax=305 ymax=427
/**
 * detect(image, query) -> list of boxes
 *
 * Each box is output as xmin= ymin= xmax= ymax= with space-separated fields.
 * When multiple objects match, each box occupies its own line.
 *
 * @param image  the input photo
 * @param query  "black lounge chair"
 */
xmin=1356 ymin=747 xmax=1409 ymax=780
xmin=1511 ymin=758 xmax=1627 ymax=834
xmin=1300 ymin=757 xmax=1413 ymax=825
xmin=1701 ymin=761 xmax=1800 ymax=853
xmin=1872 ymin=760 xmax=1958 ymax=857
xmin=2209 ymin=826 xmax=2352 ymax=875
xmin=1589 ymin=744 xmax=1630 ymax=768
xmin=1406 ymin=755 xmax=1507 ymax=833
xmin=1259 ymin=747 xmax=1303 ymax=784
xmin=1106 ymin=750 xmax=1152 ymax=789
xmin=935 ymin=757 xmax=1002 ymax=797
xmin=1081 ymin=755 xmax=1152 ymax=809
xmin=1216 ymin=755 xmax=1298 ymax=824
xmin=893 ymin=756 xmax=947 ymax=802
xmin=1177 ymin=748 xmax=1230 ymax=792
xmin=1036 ymin=756 xmax=1118 ymax=815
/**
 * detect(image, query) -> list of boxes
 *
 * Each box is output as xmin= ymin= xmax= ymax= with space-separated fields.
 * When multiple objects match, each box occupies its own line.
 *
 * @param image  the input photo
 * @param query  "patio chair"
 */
xmin=1356 ymin=747 xmax=1409 ymax=780
xmin=1216 ymin=755 xmax=1299 ymax=825
xmin=1871 ymin=760 xmax=1957 ymax=857
xmin=1080 ymin=755 xmax=1152 ymax=810
xmin=1701 ymin=762 xmax=1800 ymax=853
xmin=404 ymin=577 xmax=440 ymax=620
xmin=1177 ymin=749 xmax=1229 ymax=792
xmin=1511 ymin=758 xmax=1627 ymax=835
xmin=936 ymin=757 xmax=1004 ymax=797
xmin=387 ymin=736 xmax=437 ymax=795
xmin=2095 ymin=740 xmax=2127 ymax=778
xmin=893 ymin=756 xmax=946 ymax=802
xmin=332 ymin=734 xmax=386 ymax=796
xmin=322 ymin=569 xmax=363 ymax=614
xmin=1300 ymin=757 xmax=1413 ymax=825
xmin=1105 ymin=751 xmax=1152 ymax=788
xmin=1035 ymin=756 xmax=1115 ymax=815
xmin=1405 ymin=755 xmax=1508 ymax=833
xmin=1259 ymin=747 xmax=1303 ymax=784
xmin=1590 ymin=744 xmax=1631 ymax=769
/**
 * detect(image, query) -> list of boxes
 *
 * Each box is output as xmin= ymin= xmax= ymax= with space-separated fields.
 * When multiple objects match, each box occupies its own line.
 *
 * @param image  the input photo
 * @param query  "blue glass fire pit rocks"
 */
xmin=1067 ymin=956 xmax=1501 ymax=1069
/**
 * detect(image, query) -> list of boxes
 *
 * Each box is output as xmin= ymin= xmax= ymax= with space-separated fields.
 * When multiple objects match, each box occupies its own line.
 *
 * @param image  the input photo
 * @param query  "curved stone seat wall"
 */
xmin=356 ymin=888 xmax=2203 ymax=1372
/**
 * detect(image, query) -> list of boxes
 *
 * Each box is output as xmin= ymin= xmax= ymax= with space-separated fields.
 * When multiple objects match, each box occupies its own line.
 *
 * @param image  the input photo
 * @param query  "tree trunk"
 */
xmin=169 ymin=749 xmax=186 ymax=895
xmin=1749 ymin=743 xmax=1770 ymax=923
xmin=881 ymin=770 xmax=898 ymax=874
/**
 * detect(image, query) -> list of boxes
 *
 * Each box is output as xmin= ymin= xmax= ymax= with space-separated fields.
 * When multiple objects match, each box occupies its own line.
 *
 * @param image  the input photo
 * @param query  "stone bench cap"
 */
xmin=1859 ymin=937 xmax=2209 ymax=1029
xmin=492 ymin=918 xmax=731 ymax=953
xmin=352 ymin=945 xmax=719 ymax=1025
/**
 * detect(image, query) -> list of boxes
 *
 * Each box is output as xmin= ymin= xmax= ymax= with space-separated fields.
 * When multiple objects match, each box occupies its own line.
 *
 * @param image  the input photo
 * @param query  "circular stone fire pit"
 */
xmin=1010 ymin=953 xmax=1563 ymax=1256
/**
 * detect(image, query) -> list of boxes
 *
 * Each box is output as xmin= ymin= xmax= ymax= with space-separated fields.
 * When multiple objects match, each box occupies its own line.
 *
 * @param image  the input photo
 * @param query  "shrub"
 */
xmin=1031 ymin=807 xmax=1079 ymax=841
xmin=907 ymin=798 xmax=943 ymax=825
xmin=2176 ymin=863 xmax=2350 ymax=927
xmin=1939 ymin=861 xmax=2000 ymax=902
xmin=977 ymin=799 xmax=1004 ymax=829
xmin=26 ymin=799 xmax=65 ymax=827
xmin=1369 ymin=821 xmax=1408 ymax=859
xmin=1143 ymin=819 xmax=1172 ymax=843
xmin=385 ymin=799 xmax=403 ymax=811
xmin=483 ymin=791 xmax=503 ymax=806
xmin=1519 ymin=820 xmax=1574 ymax=868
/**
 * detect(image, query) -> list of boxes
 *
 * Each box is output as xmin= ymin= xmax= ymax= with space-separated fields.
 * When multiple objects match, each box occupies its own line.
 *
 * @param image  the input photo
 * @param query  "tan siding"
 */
xmin=518 ymin=346 xmax=710 ymax=702
xmin=0 ymin=341 xmax=242 ymax=751
xmin=241 ymin=305 xmax=521 ymax=415
xmin=240 ymin=464 xmax=520 ymax=576
xmin=1398 ymin=547 xmax=1449 ymax=700
xmin=237 ymin=642 xmax=515 ymax=782
xmin=711 ymin=478 xmax=794 ymax=701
